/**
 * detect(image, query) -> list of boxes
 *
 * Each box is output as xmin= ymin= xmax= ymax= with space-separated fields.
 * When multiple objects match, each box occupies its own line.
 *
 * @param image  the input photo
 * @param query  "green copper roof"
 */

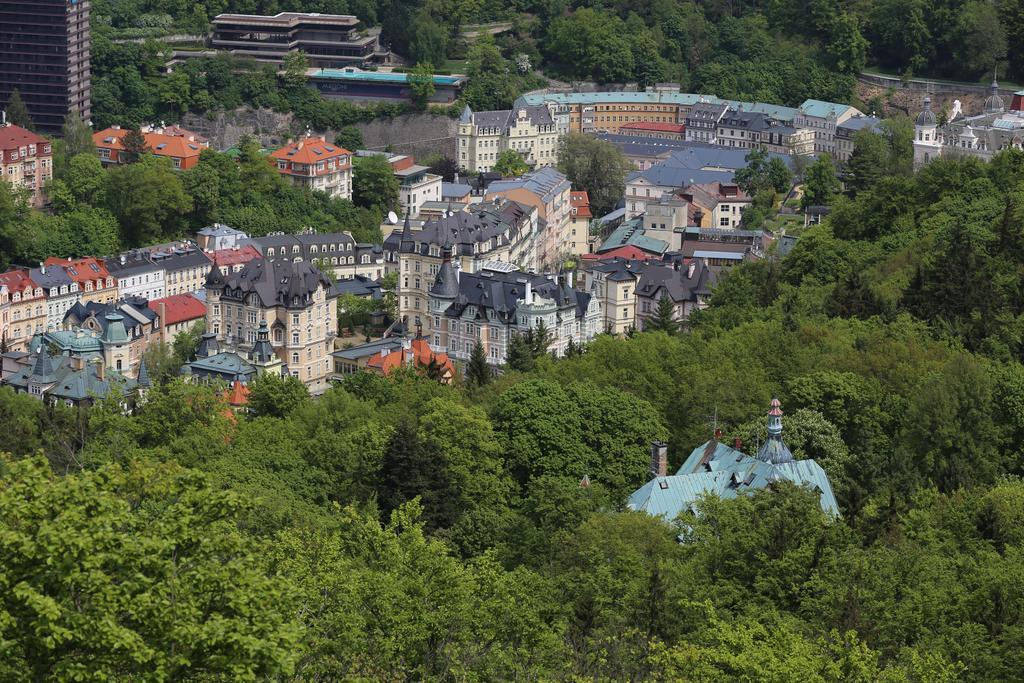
xmin=101 ymin=313 xmax=129 ymax=345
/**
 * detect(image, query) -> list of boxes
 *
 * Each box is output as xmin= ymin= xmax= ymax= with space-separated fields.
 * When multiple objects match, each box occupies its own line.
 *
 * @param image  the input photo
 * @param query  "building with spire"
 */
xmin=428 ymin=257 xmax=599 ymax=365
xmin=203 ymin=258 xmax=338 ymax=392
xmin=4 ymin=340 xmax=138 ymax=409
xmin=913 ymin=76 xmax=1024 ymax=168
xmin=627 ymin=399 xmax=840 ymax=524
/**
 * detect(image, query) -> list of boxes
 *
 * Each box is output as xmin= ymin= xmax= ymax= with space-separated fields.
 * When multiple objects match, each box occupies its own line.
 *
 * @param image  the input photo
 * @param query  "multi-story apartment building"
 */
xmin=457 ymin=104 xmax=561 ymax=173
xmin=250 ymin=231 xmax=386 ymax=281
xmin=106 ymin=251 xmax=165 ymax=301
xmin=634 ymin=259 xmax=716 ymax=330
xmin=680 ymin=182 xmax=752 ymax=230
xmin=396 ymin=164 xmax=442 ymax=217
xmin=685 ymin=102 xmax=729 ymax=144
xmin=0 ymin=0 xmax=90 ymax=135
xmin=576 ymin=259 xmax=642 ymax=335
xmin=569 ymin=191 xmax=593 ymax=257
xmin=428 ymin=254 xmax=599 ymax=364
xmin=29 ymin=263 xmax=78 ymax=330
xmin=619 ymin=122 xmax=686 ymax=140
xmin=142 ymin=242 xmax=211 ymax=296
xmin=0 ymin=124 xmax=53 ymax=207
xmin=64 ymin=298 xmax=160 ymax=374
xmin=45 ymin=256 xmax=116 ymax=305
xmin=93 ymin=124 xmax=209 ymax=170
xmin=205 ymin=258 xmax=338 ymax=393
xmin=148 ymin=293 xmax=206 ymax=344
xmin=485 ymin=167 xmax=572 ymax=269
xmin=211 ymin=12 xmax=384 ymax=68
xmin=384 ymin=201 xmax=539 ymax=334
xmin=793 ymin=100 xmax=862 ymax=155
xmin=834 ymin=115 xmax=882 ymax=163
xmin=0 ymin=268 xmax=45 ymax=350
xmin=272 ymin=136 xmax=352 ymax=199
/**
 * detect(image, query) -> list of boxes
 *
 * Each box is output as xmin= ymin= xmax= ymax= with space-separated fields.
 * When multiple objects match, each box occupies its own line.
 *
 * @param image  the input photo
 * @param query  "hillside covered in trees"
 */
xmin=86 ymin=0 xmax=1024 ymax=132
xmin=6 ymin=146 xmax=1024 ymax=678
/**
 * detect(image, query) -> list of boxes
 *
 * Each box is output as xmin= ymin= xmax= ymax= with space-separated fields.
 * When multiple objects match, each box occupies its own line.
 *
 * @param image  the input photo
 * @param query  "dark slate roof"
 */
xmin=28 ymin=265 xmax=72 ymax=290
xmin=215 ymin=258 xmax=332 ymax=309
xmin=63 ymin=299 xmax=157 ymax=337
xmin=430 ymin=248 xmax=460 ymax=299
xmin=685 ymin=101 xmax=729 ymax=122
xmin=636 ymin=260 xmax=716 ymax=303
xmin=384 ymin=201 xmax=531 ymax=258
xmin=469 ymin=105 xmax=554 ymax=132
xmin=442 ymin=269 xmax=591 ymax=323
xmin=718 ymin=109 xmax=772 ymax=131
xmin=328 ymin=275 xmax=382 ymax=299
xmin=442 ymin=182 xmax=472 ymax=199
xmin=144 ymin=242 xmax=212 ymax=270
xmin=6 ymin=355 xmax=135 ymax=402
xmin=182 ymin=351 xmax=256 ymax=381
xmin=106 ymin=251 xmax=160 ymax=279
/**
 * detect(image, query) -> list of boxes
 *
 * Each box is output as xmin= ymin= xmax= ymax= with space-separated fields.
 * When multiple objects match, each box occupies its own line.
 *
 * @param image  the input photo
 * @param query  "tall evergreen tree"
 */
xmin=466 ymin=341 xmax=491 ymax=387
xmin=379 ymin=418 xmax=457 ymax=531
xmin=506 ymin=332 xmax=535 ymax=372
xmin=530 ymin=320 xmax=553 ymax=357
xmin=121 ymin=128 xmax=149 ymax=164
xmin=645 ymin=294 xmax=680 ymax=334
xmin=5 ymin=89 xmax=33 ymax=130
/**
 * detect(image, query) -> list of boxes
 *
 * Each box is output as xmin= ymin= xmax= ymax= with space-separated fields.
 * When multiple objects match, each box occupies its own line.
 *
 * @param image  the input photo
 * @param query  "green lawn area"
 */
xmin=440 ymin=59 xmax=470 ymax=75
xmin=764 ymin=213 xmax=804 ymax=234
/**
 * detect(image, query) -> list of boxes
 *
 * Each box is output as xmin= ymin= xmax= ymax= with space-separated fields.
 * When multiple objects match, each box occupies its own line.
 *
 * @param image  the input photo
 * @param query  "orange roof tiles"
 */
xmin=225 ymin=380 xmax=251 ymax=407
xmin=44 ymin=257 xmax=110 ymax=284
xmin=570 ymin=191 xmax=593 ymax=218
xmin=148 ymin=293 xmax=207 ymax=326
xmin=93 ymin=127 xmax=208 ymax=161
xmin=271 ymin=136 xmax=351 ymax=165
xmin=367 ymin=338 xmax=455 ymax=379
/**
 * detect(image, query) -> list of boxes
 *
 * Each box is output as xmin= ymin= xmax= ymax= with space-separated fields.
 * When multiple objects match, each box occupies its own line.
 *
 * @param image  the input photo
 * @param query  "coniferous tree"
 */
xmin=379 ymin=417 xmax=457 ymax=531
xmin=121 ymin=128 xmax=149 ymax=164
xmin=645 ymin=294 xmax=680 ymax=334
xmin=506 ymin=332 xmax=535 ymax=372
xmin=5 ymin=89 xmax=33 ymax=130
xmin=530 ymin=319 xmax=553 ymax=357
xmin=466 ymin=341 xmax=491 ymax=387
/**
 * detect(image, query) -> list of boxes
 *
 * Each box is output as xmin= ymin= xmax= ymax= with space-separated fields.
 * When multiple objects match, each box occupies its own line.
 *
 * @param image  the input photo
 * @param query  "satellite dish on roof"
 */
xmin=386 ymin=210 xmax=398 ymax=224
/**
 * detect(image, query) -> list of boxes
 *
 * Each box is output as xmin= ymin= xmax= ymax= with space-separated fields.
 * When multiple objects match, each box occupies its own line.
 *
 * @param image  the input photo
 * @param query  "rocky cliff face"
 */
xmin=181 ymin=108 xmax=456 ymax=159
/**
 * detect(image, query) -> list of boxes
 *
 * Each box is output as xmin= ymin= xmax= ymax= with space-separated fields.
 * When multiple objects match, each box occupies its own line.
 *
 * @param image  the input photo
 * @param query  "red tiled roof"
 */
xmin=225 ymin=380 xmax=251 ymax=407
xmin=148 ymin=293 xmax=207 ymax=326
xmin=570 ymin=191 xmax=592 ymax=218
xmin=271 ymin=136 xmax=351 ymax=165
xmin=0 ymin=268 xmax=36 ymax=294
xmin=581 ymin=246 xmax=656 ymax=262
xmin=367 ymin=338 xmax=455 ymax=379
xmin=619 ymin=122 xmax=686 ymax=134
xmin=0 ymin=124 xmax=48 ymax=151
xmin=211 ymin=245 xmax=262 ymax=268
xmin=44 ymin=257 xmax=110 ymax=283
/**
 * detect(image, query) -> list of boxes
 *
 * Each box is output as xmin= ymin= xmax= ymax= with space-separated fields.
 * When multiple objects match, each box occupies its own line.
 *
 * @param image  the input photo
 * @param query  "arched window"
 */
xmin=274 ymin=328 xmax=283 ymax=343
xmin=268 ymin=248 xmax=275 ymax=257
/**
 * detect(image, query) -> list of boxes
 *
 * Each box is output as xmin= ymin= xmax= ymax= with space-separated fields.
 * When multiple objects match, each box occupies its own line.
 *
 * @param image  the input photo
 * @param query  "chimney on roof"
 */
xmin=39 ymin=262 xmax=44 ymax=274
xmin=687 ymin=261 xmax=696 ymax=279
xmin=524 ymin=280 xmax=532 ymax=304
xmin=734 ymin=437 xmax=743 ymax=451
xmin=714 ymin=428 xmax=723 ymax=441
xmin=650 ymin=441 xmax=668 ymax=478
xmin=120 ymin=254 xmax=126 ymax=265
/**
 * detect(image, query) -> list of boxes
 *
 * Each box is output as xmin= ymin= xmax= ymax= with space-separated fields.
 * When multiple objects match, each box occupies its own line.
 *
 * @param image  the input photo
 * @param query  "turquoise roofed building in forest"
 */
xmin=628 ymin=399 xmax=839 ymax=521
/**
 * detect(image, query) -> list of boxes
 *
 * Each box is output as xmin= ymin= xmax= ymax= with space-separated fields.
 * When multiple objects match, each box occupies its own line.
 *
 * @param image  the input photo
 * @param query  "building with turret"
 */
xmin=913 ymin=76 xmax=1024 ymax=169
xmin=203 ymin=258 xmax=338 ymax=392
xmin=628 ymin=399 xmax=839 ymax=523
xmin=457 ymin=103 xmax=564 ymax=173
xmin=427 ymin=255 xmax=599 ymax=365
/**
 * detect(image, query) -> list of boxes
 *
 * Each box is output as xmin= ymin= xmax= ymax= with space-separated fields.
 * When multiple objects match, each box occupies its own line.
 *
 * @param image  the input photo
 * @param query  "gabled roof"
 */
xmin=210 ymin=244 xmax=262 ymax=268
xmin=799 ymin=99 xmax=857 ymax=119
xmin=0 ymin=268 xmax=38 ymax=294
xmin=45 ymin=257 xmax=110 ymax=283
xmin=486 ymin=167 xmax=571 ymax=205
xmin=367 ymin=337 xmax=454 ymax=378
xmin=214 ymin=258 xmax=332 ymax=309
xmin=0 ymin=123 xmax=48 ymax=151
xmin=148 ymin=293 xmax=206 ymax=326
xmin=92 ymin=127 xmax=208 ymax=159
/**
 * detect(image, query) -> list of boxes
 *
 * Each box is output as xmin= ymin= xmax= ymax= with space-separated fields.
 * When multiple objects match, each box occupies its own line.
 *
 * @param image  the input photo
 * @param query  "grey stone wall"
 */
xmin=181 ymin=108 xmax=457 ymax=159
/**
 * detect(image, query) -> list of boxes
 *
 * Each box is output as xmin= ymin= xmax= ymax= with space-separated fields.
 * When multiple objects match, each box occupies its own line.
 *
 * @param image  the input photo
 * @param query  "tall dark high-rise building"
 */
xmin=0 ymin=0 xmax=90 ymax=135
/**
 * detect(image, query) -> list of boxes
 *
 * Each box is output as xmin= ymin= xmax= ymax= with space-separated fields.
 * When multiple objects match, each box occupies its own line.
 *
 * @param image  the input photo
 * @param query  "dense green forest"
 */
xmin=7 ymin=142 xmax=1024 ymax=678
xmin=0 ymin=133 xmax=382 ymax=269
xmin=85 ymin=0 xmax=1024 ymax=130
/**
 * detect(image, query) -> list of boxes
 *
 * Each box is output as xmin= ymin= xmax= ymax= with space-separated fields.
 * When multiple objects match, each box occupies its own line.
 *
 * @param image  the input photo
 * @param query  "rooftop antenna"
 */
xmin=706 ymin=405 xmax=719 ymax=438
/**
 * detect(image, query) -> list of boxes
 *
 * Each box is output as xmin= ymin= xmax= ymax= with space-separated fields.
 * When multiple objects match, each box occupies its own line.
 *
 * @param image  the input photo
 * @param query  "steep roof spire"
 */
xmin=136 ymin=357 xmax=151 ymax=388
xmin=756 ymin=398 xmax=794 ymax=464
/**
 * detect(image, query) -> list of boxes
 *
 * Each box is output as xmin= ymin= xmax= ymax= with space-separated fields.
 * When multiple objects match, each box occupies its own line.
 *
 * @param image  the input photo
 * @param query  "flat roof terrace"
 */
xmin=213 ymin=12 xmax=360 ymax=28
